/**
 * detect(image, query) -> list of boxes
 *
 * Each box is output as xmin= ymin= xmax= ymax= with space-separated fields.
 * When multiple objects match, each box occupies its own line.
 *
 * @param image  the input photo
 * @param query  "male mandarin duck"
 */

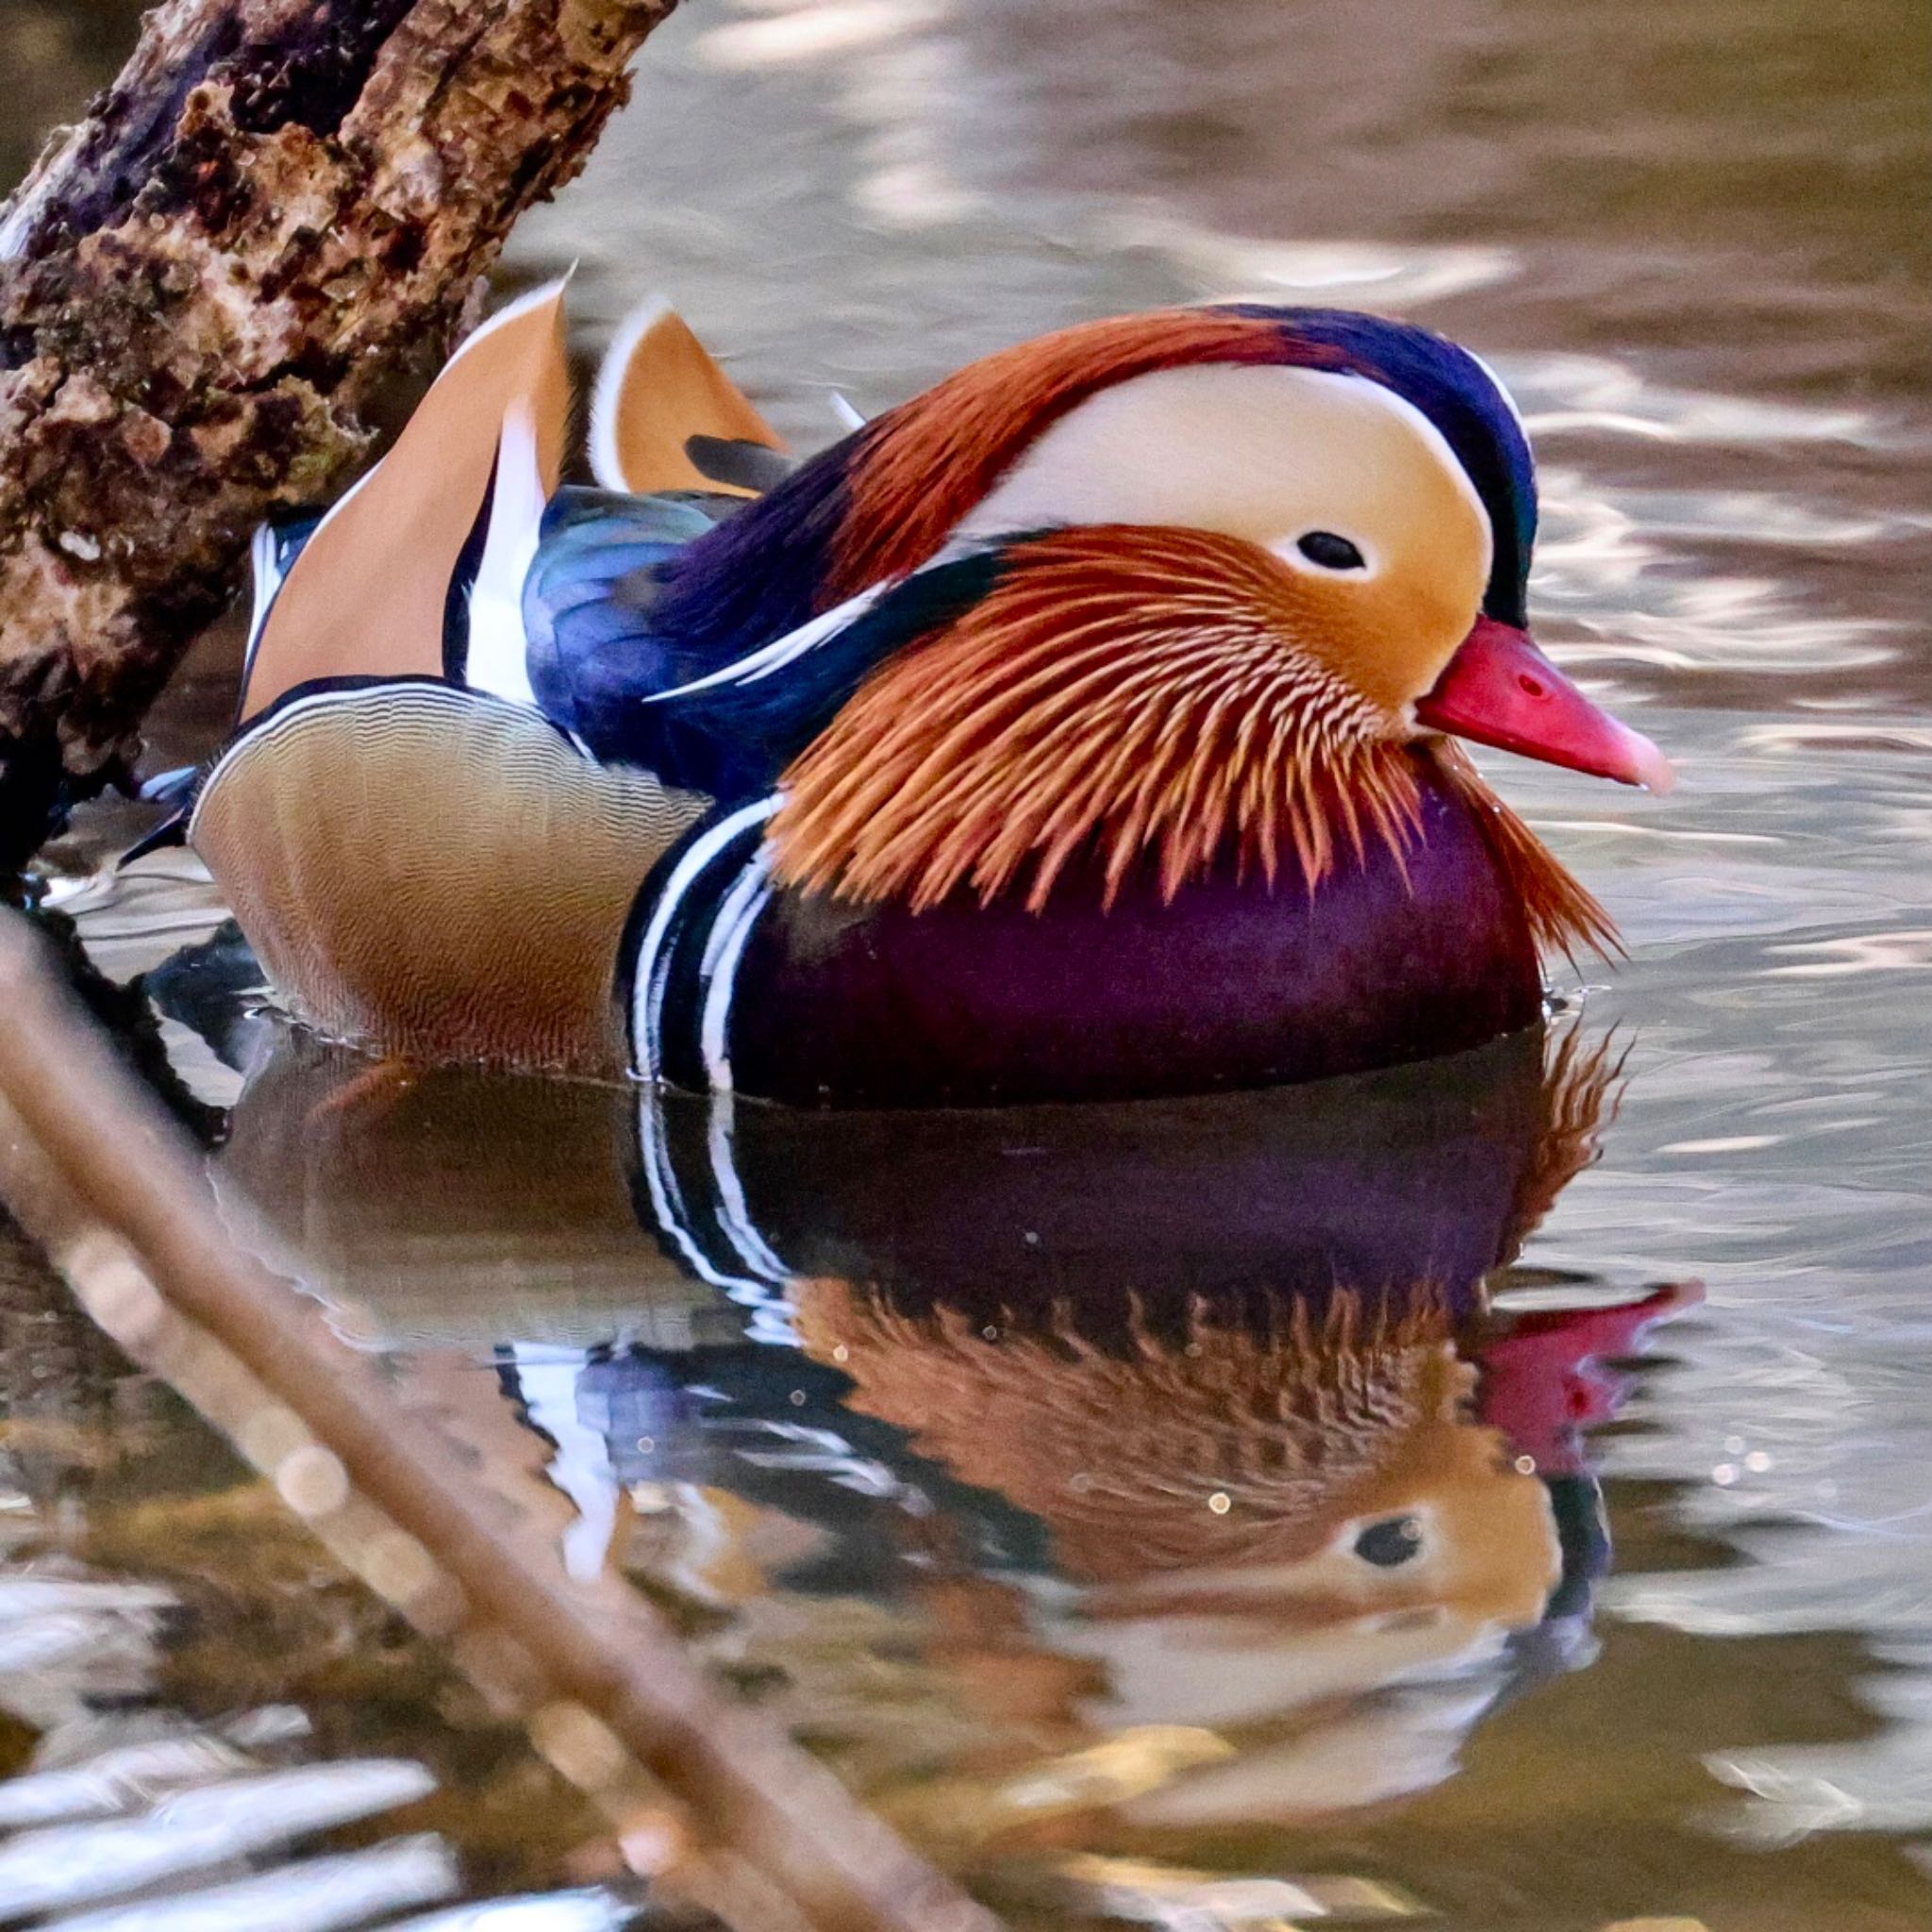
xmin=181 ymin=280 xmax=1671 ymax=1104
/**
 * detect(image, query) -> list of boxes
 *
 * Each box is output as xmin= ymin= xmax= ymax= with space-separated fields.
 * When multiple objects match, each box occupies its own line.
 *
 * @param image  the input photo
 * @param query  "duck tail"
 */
xmin=589 ymin=296 xmax=789 ymax=497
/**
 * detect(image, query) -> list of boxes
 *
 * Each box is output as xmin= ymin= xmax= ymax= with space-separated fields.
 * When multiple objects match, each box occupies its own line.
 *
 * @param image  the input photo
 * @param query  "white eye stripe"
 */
xmin=952 ymin=362 xmax=1496 ymax=590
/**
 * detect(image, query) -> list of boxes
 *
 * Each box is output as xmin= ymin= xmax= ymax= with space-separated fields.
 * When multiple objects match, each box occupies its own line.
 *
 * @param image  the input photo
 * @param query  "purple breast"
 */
xmin=722 ymin=759 xmax=1541 ymax=1107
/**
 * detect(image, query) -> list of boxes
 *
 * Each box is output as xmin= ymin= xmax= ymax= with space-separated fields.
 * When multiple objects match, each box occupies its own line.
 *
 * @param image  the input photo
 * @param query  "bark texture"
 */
xmin=0 ymin=0 xmax=676 ymax=867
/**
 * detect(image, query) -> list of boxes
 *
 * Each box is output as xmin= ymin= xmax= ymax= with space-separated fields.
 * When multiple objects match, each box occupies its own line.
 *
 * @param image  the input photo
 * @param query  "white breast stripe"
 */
xmin=696 ymin=847 xmax=775 ymax=1092
xmin=633 ymin=1087 xmax=795 ymax=1331
xmin=634 ymin=1087 xmax=761 ymax=1299
xmin=629 ymin=794 xmax=779 ymax=1080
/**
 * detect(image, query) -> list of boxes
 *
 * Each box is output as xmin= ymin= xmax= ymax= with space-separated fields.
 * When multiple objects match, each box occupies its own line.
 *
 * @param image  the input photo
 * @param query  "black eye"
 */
xmin=1352 ymin=1516 xmax=1424 ymax=1568
xmin=1296 ymin=530 xmax=1366 ymax=572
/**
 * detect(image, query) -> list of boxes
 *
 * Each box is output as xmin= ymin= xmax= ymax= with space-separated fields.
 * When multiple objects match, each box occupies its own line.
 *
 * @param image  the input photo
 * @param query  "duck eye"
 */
xmin=1296 ymin=530 xmax=1367 ymax=572
xmin=1351 ymin=1515 xmax=1424 ymax=1568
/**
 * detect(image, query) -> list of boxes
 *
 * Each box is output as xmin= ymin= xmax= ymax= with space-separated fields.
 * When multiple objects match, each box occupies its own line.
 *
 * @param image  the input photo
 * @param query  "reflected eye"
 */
xmin=1295 ymin=530 xmax=1367 ymax=572
xmin=1352 ymin=1515 xmax=1424 ymax=1568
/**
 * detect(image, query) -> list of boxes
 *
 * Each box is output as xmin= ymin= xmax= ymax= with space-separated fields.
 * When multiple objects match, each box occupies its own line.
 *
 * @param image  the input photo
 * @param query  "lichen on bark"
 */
xmin=0 ymin=0 xmax=675 ymax=869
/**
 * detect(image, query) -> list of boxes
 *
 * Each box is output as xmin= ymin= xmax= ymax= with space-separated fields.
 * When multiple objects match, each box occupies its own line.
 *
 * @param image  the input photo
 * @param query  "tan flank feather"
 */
xmin=191 ymin=684 xmax=708 ymax=1077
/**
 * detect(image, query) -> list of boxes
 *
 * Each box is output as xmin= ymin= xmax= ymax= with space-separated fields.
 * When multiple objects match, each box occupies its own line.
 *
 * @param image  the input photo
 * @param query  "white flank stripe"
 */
xmin=240 ymin=463 xmax=377 ymax=694
xmin=240 ymin=519 xmax=285 ymax=691
xmin=189 ymin=683 xmax=576 ymax=844
xmin=696 ymin=848 xmax=774 ymax=1091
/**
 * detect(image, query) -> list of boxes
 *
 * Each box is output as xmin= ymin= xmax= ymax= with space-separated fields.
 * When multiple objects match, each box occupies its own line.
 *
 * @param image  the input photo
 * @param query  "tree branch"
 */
xmin=0 ymin=0 xmax=675 ymax=867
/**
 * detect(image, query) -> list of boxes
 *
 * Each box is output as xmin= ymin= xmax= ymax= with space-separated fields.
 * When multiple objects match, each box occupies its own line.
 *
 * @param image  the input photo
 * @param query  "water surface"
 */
xmin=10 ymin=0 xmax=1932 ymax=1924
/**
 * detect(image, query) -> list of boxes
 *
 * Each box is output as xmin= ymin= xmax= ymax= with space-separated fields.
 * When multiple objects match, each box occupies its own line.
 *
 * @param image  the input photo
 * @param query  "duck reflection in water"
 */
xmin=197 ymin=990 xmax=1694 ymax=1840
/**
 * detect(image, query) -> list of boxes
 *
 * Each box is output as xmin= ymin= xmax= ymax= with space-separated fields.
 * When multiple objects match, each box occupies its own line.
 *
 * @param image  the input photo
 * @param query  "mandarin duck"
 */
xmin=179 ymin=282 xmax=1671 ymax=1104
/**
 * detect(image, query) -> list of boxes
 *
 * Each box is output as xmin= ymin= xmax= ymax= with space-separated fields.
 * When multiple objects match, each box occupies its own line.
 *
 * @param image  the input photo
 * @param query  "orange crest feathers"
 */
xmin=771 ymin=525 xmax=1618 ymax=963
xmin=772 ymin=525 xmax=1425 ymax=915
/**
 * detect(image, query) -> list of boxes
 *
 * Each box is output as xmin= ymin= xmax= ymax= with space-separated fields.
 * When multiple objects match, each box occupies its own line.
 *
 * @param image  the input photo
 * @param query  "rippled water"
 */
xmin=10 ymin=0 xmax=1932 ymax=1924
